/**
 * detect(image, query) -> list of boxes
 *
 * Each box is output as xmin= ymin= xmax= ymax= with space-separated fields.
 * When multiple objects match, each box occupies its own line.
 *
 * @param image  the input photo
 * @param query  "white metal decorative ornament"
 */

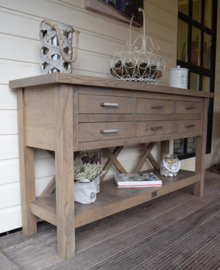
xmin=109 ymin=8 xmax=165 ymax=83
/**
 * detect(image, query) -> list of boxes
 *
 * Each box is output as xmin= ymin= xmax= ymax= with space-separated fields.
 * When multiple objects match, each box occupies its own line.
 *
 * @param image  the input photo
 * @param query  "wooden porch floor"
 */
xmin=1 ymin=171 xmax=220 ymax=270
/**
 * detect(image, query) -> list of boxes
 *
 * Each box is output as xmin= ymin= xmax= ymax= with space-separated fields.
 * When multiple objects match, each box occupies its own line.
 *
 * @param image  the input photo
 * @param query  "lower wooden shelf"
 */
xmin=30 ymin=169 xmax=200 ymax=228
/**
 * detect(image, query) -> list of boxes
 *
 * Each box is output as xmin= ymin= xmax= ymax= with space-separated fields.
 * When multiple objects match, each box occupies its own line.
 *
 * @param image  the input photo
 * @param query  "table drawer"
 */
xmin=79 ymin=94 xmax=132 ymax=114
xmin=136 ymin=121 xmax=173 ymax=137
xmin=177 ymin=120 xmax=201 ymax=133
xmin=176 ymin=101 xmax=201 ymax=115
xmin=137 ymin=98 xmax=173 ymax=114
xmin=79 ymin=122 xmax=132 ymax=142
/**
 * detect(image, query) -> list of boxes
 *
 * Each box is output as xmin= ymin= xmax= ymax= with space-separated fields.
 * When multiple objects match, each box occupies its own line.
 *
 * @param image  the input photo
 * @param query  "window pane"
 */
xmin=203 ymin=33 xmax=212 ymax=69
xmin=191 ymin=27 xmax=201 ymax=66
xmin=177 ymin=19 xmax=188 ymax=62
xmin=204 ymin=0 xmax=212 ymax=29
xmin=187 ymin=137 xmax=196 ymax=153
xmin=190 ymin=73 xmax=199 ymax=90
xmin=192 ymin=0 xmax=201 ymax=22
xmin=179 ymin=0 xmax=188 ymax=15
xmin=174 ymin=139 xmax=184 ymax=155
xmin=202 ymin=76 xmax=210 ymax=92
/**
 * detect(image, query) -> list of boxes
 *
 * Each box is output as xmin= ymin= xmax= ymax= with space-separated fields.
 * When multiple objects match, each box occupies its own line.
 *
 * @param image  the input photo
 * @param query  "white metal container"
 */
xmin=169 ymin=65 xmax=188 ymax=89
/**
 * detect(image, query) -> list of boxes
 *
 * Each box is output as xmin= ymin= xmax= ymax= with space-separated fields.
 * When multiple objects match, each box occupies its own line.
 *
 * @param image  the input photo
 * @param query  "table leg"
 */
xmin=54 ymin=84 xmax=75 ymax=259
xmin=17 ymin=89 xmax=37 ymax=236
xmin=160 ymin=141 xmax=170 ymax=159
xmin=194 ymin=98 xmax=208 ymax=197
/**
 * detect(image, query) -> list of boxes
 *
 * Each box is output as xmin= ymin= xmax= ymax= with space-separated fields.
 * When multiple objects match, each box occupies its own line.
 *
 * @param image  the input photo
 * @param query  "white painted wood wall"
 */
xmin=0 ymin=0 xmax=218 ymax=233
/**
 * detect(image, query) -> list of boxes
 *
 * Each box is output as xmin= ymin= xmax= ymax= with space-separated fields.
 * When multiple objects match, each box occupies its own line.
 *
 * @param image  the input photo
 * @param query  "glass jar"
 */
xmin=160 ymin=154 xmax=181 ymax=177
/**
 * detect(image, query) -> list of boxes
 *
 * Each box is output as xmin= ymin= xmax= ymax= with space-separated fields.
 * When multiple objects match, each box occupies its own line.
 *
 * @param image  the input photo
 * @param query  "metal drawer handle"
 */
xmin=100 ymin=103 xmax=118 ymax=107
xmin=185 ymin=125 xmax=195 ymax=128
xmin=185 ymin=106 xmax=196 ymax=110
xmin=151 ymin=105 xmax=164 ymax=109
xmin=150 ymin=126 xmax=164 ymax=130
xmin=100 ymin=129 xmax=118 ymax=133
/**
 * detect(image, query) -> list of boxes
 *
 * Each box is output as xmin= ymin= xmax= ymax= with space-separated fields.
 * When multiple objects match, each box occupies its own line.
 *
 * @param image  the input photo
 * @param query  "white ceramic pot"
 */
xmin=169 ymin=65 xmax=188 ymax=89
xmin=74 ymin=177 xmax=100 ymax=204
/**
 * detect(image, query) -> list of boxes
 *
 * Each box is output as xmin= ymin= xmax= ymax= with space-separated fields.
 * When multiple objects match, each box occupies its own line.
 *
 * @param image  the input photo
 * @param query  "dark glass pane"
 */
xmin=190 ymin=73 xmax=199 ymax=90
xmin=187 ymin=137 xmax=196 ymax=153
xmin=177 ymin=19 xmax=188 ymax=62
xmin=174 ymin=139 xmax=184 ymax=155
xmin=178 ymin=0 xmax=188 ymax=15
xmin=192 ymin=0 xmax=201 ymax=22
xmin=203 ymin=33 xmax=212 ymax=69
xmin=204 ymin=0 xmax=212 ymax=29
xmin=191 ymin=27 xmax=201 ymax=66
xmin=202 ymin=76 xmax=210 ymax=92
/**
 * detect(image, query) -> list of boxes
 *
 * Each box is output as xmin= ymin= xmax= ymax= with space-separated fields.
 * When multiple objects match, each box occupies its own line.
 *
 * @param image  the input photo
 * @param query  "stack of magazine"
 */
xmin=114 ymin=173 xmax=162 ymax=188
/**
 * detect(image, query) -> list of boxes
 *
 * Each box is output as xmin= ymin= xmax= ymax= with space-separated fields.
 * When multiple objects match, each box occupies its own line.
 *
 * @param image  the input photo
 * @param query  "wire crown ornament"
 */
xmin=109 ymin=8 xmax=165 ymax=83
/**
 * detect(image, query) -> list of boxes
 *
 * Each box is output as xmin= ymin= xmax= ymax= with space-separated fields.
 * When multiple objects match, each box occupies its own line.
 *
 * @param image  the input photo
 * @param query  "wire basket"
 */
xmin=109 ymin=8 xmax=165 ymax=84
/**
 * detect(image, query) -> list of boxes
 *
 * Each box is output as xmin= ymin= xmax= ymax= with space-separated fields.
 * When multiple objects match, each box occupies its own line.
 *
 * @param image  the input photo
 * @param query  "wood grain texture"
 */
xmin=175 ymin=101 xmax=201 ymax=115
xmin=160 ymin=140 xmax=170 ymax=160
xmin=29 ymin=169 xmax=200 ymax=229
xmin=79 ymin=94 xmax=132 ymax=114
xmin=78 ymin=122 xmax=132 ymax=142
xmin=194 ymin=98 xmax=208 ymax=197
xmin=9 ymin=73 xmax=214 ymax=98
xmin=73 ymin=87 xmax=79 ymax=151
xmin=40 ymin=176 xmax=56 ymax=198
xmin=137 ymin=98 xmax=173 ymax=114
xmin=133 ymin=142 xmax=155 ymax=173
xmin=136 ymin=121 xmax=173 ymax=137
xmin=78 ymin=131 xmax=203 ymax=151
xmin=139 ymin=144 xmax=160 ymax=170
xmin=177 ymin=120 xmax=201 ymax=134
xmin=17 ymin=88 xmax=37 ymax=236
xmin=24 ymin=85 xmax=55 ymax=150
xmin=100 ymin=146 xmax=124 ymax=181
xmin=54 ymin=84 xmax=75 ymax=259
xmin=102 ymin=148 xmax=127 ymax=174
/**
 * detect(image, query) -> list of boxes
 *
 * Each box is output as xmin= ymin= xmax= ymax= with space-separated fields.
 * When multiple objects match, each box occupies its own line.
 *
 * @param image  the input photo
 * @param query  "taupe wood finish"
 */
xmin=10 ymin=74 xmax=211 ymax=259
xmin=79 ymin=122 xmax=132 ymax=142
xmin=160 ymin=140 xmax=170 ymax=160
xmin=137 ymin=98 xmax=173 ymax=114
xmin=54 ymin=84 xmax=75 ymax=259
xmin=139 ymin=143 xmax=160 ymax=170
xmin=133 ymin=143 xmax=155 ymax=173
xmin=29 ymin=169 xmax=200 ymax=228
xmin=177 ymin=120 xmax=201 ymax=134
xmin=136 ymin=121 xmax=173 ymax=137
xmin=17 ymin=89 xmax=37 ymax=236
xmin=176 ymin=101 xmax=201 ymax=115
xmin=194 ymin=99 xmax=208 ymax=197
xmin=9 ymin=73 xmax=213 ymax=98
xmin=102 ymin=148 xmax=127 ymax=174
xmin=100 ymin=146 xmax=124 ymax=181
xmin=40 ymin=176 xmax=56 ymax=198
xmin=79 ymin=94 xmax=132 ymax=114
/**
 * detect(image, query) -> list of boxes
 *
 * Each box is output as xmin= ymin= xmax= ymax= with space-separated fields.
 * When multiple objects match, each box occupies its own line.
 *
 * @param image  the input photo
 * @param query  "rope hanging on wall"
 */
xmin=39 ymin=20 xmax=80 ymax=74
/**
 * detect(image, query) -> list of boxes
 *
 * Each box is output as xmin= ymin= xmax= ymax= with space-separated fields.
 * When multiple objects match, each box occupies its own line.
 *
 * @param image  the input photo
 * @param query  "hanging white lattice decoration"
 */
xmin=109 ymin=8 xmax=165 ymax=84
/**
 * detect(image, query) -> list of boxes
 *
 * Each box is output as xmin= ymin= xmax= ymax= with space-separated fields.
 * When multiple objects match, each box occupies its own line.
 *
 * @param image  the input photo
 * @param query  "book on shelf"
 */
xmin=113 ymin=173 xmax=162 ymax=188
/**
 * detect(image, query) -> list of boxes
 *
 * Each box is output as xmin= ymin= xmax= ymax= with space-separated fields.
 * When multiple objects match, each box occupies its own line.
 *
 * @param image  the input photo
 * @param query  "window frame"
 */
xmin=176 ymin=0 xmax=217 ymax=160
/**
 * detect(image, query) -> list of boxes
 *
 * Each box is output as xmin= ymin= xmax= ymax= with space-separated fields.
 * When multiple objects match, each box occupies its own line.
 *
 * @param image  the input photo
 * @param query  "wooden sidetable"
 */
xmin=10 ymin=74 xmax=213 ymax=259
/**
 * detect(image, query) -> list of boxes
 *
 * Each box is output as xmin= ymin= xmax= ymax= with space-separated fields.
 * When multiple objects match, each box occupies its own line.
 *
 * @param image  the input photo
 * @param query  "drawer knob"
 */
xmin=100 ymin=103 xmax=118 ymax=107
xmin=150 ymin=126 xmax=163 ymax=130
xmin=100 ymin=129 xmax=118 ymax=133
xmin=185 ymin=106 xmax=196 ymax=110
xmin=151 ymin=105 xmax=164 ymax=109
xmin=185 ymin=125 xmax=195 ymax=128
